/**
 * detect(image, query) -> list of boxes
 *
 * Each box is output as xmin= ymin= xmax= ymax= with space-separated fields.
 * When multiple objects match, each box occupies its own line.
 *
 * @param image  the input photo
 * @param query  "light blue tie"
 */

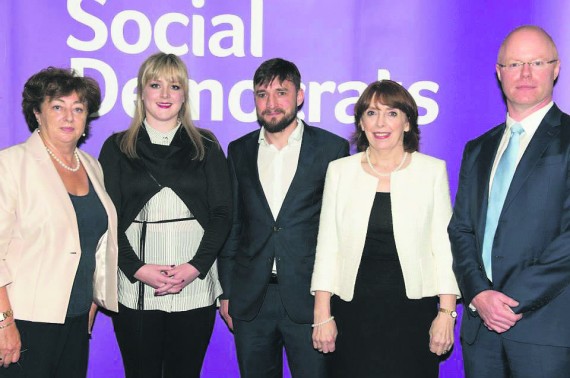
xmin=482 ymin=123 xmax=524 ymax=281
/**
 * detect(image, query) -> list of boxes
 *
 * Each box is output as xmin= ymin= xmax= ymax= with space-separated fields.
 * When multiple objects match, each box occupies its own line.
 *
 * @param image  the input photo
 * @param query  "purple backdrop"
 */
xmin=1 ymin=1 xmax=569 ymax=377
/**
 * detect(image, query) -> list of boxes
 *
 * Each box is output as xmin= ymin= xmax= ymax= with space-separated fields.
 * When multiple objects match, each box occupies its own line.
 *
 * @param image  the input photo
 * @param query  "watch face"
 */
xmin=451 ymin=311 xmax=458 ymax=318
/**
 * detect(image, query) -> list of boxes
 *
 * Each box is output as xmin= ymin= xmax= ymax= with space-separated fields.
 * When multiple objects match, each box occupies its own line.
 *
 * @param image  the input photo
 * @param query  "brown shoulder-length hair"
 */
xmin=120 ymin=52 xmax=211 ymax=160
xmin=21 ymin=67 xmax=101 ymax=141
xmin=351 ymin=80 xmax=420 ymax=153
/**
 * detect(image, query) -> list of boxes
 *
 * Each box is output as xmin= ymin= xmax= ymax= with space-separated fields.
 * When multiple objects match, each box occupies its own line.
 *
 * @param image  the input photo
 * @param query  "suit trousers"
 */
xmin=113 ymin=303 xmax=216 ymax=378
xmin=462 ymin=325 xmax=570 ymax=378
xmin=233 ymin=284 xmax=328 ymax=378
xmin=3 ymin=313 xmax=89 ymax=378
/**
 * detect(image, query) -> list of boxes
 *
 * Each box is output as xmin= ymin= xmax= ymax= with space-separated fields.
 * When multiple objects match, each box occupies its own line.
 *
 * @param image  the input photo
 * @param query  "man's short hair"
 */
xmin=253 ymin=58 xmax=301 ymax=90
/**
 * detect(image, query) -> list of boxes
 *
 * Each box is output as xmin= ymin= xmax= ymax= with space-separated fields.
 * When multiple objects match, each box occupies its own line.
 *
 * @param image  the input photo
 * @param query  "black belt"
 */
xmin=269 ymin=272 xmax=278 ymax=284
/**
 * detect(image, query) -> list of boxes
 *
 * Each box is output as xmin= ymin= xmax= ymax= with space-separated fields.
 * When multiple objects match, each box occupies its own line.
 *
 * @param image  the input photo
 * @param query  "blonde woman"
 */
xmin=99 ymin=53 xmax=232 ymax=378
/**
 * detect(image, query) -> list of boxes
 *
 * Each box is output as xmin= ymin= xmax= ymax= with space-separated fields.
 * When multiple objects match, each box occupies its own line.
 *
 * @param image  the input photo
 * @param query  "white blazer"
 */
xmin=311 ymin=152 xmax=460 ymax=301
xmin=0 ymin=132 xmax=119 ymax=323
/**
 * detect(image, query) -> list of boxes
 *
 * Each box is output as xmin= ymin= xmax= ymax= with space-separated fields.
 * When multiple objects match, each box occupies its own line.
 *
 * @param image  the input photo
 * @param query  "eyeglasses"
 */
xmin=497 ymin=59 xmax=558 ymax=71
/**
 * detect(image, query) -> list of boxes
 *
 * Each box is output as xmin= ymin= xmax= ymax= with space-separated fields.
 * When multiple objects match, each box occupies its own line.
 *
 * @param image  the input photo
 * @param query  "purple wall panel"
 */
xmin=2 ymin=1 xmax=569 ymax=377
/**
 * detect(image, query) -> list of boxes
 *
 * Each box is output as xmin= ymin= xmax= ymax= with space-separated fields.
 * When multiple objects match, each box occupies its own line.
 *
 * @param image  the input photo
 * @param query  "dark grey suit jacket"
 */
xmin=449 ymin=104 xmax=570 ymax=347
xmin=218 ymin=122 xmax=349 ymax=323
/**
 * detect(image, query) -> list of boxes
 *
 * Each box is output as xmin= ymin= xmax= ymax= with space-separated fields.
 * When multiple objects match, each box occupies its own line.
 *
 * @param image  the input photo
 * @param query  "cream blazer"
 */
xmin=0 ymin=132 xmax=118 ymax=323
xmin=311 ymin=152 xmax=460 ymax=301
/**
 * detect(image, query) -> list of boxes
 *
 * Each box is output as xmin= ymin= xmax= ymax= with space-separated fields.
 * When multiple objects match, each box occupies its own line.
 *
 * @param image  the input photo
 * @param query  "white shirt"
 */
xmin=489 ymin=102 xmax=554 ymax=192
xmin=257 ymin=120 xmax=304 ymax=219
xmin=257 ymin=119 xmax=304 ymax=273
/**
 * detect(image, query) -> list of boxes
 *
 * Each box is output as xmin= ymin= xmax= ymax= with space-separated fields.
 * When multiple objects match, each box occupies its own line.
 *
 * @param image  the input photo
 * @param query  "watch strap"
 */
xmin=438 ymin=307 xmax=457 ymax=318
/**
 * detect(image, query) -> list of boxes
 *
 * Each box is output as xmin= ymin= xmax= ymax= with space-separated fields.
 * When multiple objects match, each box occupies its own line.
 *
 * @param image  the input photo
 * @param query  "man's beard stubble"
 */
xmin=257 ymin=108 xmax=297 ymax=134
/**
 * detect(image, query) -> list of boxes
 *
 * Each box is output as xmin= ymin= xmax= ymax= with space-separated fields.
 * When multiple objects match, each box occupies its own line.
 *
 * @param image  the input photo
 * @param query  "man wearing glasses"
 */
xmin=449 ymin=25 xmax=570 ymax=377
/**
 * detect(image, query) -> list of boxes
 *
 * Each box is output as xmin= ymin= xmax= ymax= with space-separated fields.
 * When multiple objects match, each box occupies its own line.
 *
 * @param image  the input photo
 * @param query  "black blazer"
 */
xmin=449 ymin=104 xmax=570 ymax=347
xmin=99 ymin=127 xmax=232 ymax=281
xmin=218 ymin=122 xmax=349 ymax=323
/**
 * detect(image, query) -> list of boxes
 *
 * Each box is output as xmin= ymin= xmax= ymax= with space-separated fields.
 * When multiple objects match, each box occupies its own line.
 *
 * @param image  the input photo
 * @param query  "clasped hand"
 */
xmin=134 ymin=263 xmax=200 ymax=296
xmin=471 ymin=290 xmax=523 ymax=333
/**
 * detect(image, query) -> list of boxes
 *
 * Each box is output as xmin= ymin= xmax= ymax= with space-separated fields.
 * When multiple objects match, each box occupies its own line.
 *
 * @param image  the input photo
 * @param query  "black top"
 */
xmin=363 ymin=192 xmax=398 ymax=261
xmin=67 ymin=180 xmax=108 ymax=316
xmin=99 ymin=127 xmax=232 ymax=282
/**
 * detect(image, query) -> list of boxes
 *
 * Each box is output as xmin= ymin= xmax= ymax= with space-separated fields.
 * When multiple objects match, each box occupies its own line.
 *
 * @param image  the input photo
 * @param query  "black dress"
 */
xmin=330 ymin=192 xmax=439 ymax=378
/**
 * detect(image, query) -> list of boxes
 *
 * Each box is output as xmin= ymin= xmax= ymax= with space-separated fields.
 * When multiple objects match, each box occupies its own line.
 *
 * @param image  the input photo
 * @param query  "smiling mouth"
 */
xmin=157 ymin=103 xmax=172 ymax=109
xmin=373 ymin=132 xmax=390 ymax=139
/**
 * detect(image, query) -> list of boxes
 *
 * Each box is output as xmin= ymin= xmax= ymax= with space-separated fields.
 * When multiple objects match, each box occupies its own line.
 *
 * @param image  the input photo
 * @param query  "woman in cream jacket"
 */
xmin=311 ymin=80 xmax=460 ymax=378
xmin=0 ymin=68 xmax=118 ymax=376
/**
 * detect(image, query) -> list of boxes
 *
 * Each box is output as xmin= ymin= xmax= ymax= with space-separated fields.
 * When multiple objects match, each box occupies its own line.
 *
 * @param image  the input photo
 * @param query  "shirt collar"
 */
xmin=143 ymin=119 xmax=181 ymax=145
xmin=258 ymin=118 xmax=304 ymax=146
xmin=506 ymin=101 xmax=554 ymax=134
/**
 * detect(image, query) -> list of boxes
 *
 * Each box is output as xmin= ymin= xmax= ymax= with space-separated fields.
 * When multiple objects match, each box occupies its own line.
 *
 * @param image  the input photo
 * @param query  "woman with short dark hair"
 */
xmin=311 ymin=80 xmax=460 ymax=377
xmin=0 ymin=67 xmax=118 ymax=377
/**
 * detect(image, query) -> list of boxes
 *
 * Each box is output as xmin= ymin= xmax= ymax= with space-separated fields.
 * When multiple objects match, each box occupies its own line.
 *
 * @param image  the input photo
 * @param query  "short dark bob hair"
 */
xmin=253 ymin=58 xmax=301 ymax=90
xmin=351 ymin=80 xmax=420 ymax=153
xmin=22 ymin=67 xmax=101 ymax=138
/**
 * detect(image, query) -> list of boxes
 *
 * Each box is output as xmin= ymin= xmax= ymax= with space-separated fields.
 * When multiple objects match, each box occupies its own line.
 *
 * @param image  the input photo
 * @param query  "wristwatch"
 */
xmin=439 ymin=308 xmax=458 ymax=319
xmin=0 ymin=309 xmax=13 ymax=322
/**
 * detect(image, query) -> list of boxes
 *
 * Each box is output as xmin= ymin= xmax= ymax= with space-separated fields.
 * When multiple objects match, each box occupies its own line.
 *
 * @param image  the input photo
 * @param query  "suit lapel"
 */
xmin=476 ymin=126 xmax=504 ymax=236
xmin=502 ymin=105 xmax=562 ymax=212
xmin=242 ymin=130 xmax=274 ymax=219
xmin=276 ymin=123 xmax=317 ymax=222
xmin=26 ymin=131 xmax=79 ymax=232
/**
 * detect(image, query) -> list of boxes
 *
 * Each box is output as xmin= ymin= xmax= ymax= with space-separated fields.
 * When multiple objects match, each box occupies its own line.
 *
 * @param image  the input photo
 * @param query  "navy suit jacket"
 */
xmin=449 ymin=104 xmax=570 ymax=347
xmin=218 ymin=122 xmax=349 ymax=323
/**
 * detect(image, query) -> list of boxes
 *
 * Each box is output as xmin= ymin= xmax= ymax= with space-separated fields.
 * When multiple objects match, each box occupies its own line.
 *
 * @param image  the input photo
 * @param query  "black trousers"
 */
xmin=3 ymin=313 xmax=89 ymax=378
xmin=462 ymin=326 xmax=570 ymax=378
xmin=113 ymin=303 xmax=216 ymax=378
xmin=233 ymin=284 xmax=328 ymax=378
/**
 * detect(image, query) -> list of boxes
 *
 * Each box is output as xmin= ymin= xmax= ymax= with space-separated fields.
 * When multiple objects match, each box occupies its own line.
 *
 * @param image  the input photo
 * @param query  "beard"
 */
xmin=257 ymin=107 xmax=297 ymax=134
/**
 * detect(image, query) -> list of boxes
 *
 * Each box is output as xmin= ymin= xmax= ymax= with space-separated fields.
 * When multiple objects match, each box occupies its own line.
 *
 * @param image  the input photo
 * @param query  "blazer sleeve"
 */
xmin=0 ymin=152 xmax=17 ymax=286
xmin=186 ymin=140 xmax=232 ymax=278
xmin=310 ymin=161 xmax=341 ymax=294
xmin=431 ymin=161 xmax=460 ymax=296
xmin=448 ymin=141 xmax=492 ymax=306
xmin=217 ymin=142 xmax=241 ymax=299
xmin=99 ymin=136 xmax=144 ymax=282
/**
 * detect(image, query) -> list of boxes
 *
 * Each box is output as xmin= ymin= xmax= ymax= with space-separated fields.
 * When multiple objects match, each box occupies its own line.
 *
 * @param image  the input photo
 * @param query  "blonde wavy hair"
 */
xmin=120 ymin=52 xmax=208 ymax=160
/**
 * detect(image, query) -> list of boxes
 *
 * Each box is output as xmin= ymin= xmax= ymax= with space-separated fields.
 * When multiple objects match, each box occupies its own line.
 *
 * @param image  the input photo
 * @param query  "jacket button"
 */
xmin=273 ymin=226 xmax=281 ymax=232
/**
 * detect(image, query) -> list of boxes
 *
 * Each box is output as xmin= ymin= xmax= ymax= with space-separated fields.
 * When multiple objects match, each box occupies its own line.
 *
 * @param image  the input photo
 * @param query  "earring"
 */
xmin=82 ymin=133 xmax=86 ymax=137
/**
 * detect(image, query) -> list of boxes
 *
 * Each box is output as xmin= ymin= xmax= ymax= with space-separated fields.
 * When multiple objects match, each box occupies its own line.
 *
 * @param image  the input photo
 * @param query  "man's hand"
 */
xmin=471 ymin=290 xmax=523 ymax=333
